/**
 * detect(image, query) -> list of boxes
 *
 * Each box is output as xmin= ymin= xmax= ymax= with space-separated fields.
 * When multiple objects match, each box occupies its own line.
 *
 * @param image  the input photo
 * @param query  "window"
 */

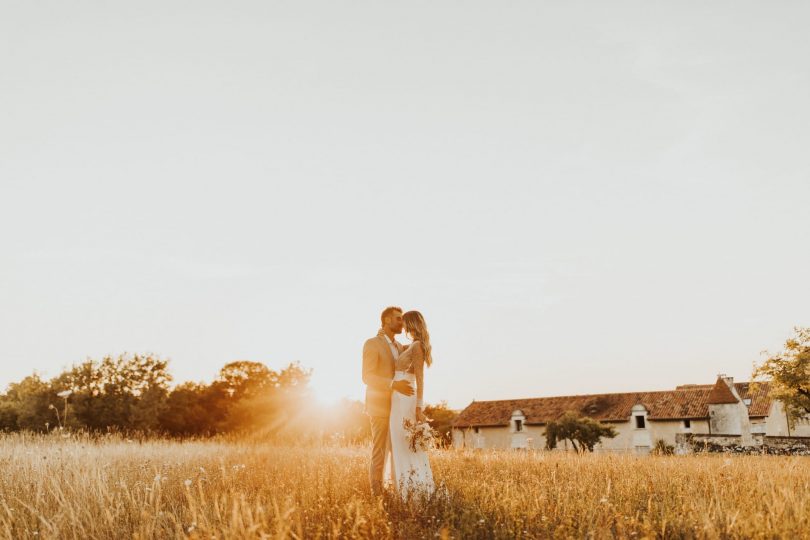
xmin=635 ymin=415 xmax=646 ymax=429
xmin=473 ymin=427 xmax=479 ymax=434
xmin=743 ymin=398 xmax=752 ymax=406
xmin=684 ymin=419 xmax=691 ymax=429
xmin=511 ymin=410 xmax=526 ymax=434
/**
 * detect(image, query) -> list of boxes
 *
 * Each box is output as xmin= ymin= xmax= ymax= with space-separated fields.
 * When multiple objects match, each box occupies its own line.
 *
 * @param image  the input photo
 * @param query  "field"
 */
xmin=0 ymin=434 xmax=808 ymax=539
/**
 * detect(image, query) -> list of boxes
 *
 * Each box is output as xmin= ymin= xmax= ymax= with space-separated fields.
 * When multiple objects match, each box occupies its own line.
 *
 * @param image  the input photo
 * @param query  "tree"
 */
xmin=2 ymin=374 xmax=54 ymax=431
xmin=753 ymin=327 xmax=810 ymax=426
xmin=159 ymin=382 xmax=227 ymax=436
xmin=216 ymin=361 xmax=313 ymax=435
xmin=424 ymin=401 xmax=458 ymax=448
xmin=545 ymin=411 xmax=617 ymax=452
xmin=0 ymin=395 xmax=17 ymax=431
xmin=51 ymin=353 xmax=172 ymax=431
xmin=218 ymin=361 xmax=276 ymax=400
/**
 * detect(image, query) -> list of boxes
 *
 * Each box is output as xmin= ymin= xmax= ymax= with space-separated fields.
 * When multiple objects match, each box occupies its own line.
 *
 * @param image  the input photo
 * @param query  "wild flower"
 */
xmin=402 ymin=417 xmax=437 ymax=452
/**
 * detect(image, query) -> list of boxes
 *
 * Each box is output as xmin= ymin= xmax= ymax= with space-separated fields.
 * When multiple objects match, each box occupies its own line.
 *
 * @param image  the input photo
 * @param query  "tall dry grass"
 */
xmin=0 ymin=432 xmax=808 ymax=539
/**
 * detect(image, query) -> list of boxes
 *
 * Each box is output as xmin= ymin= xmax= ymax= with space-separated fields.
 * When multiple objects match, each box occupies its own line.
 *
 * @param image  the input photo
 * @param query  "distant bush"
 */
xmin=652 ymin=439 xmax=675 ymax=455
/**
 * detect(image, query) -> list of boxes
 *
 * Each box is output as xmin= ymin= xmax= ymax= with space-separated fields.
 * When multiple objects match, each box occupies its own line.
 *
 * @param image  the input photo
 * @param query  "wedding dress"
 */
xmin=383 ymin=342 xmax=435 ymax=498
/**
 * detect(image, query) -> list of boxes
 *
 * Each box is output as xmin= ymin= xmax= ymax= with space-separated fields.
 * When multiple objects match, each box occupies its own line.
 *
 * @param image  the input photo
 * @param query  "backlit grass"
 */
xmin=0 ymin=433 xmax=808 ymax=539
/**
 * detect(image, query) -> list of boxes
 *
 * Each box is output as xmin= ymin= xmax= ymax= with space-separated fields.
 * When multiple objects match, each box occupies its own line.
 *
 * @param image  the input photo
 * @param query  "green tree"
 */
xmin=52 ymin=353 xmax=172 ymax=431
xmin=2 ymin=374 xmax=54 ymax=431
xmin=753 ymin=327 xmax=810 ymax=426
xmin=0 ymin=395 xmax=17 ymax=431
xmin=544 ymin=411 xmax=618 ymax=453
xmin=159 ymin=382 xmax=227 ymax=436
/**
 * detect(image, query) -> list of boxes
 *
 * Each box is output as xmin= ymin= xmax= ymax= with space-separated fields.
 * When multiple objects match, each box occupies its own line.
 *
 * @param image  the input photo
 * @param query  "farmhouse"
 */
xmin=451 ymin=375 xmax=810 ymax=453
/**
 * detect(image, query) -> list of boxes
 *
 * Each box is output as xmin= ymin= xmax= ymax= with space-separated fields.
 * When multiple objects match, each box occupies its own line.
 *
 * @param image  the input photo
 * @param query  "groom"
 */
xmin=362 ymin=306 xmax=414 ymax=497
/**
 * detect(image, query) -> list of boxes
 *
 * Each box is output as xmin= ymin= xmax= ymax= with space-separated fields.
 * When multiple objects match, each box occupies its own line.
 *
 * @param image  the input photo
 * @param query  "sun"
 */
xmin=308 ymin=372 xmax=355 ymax=408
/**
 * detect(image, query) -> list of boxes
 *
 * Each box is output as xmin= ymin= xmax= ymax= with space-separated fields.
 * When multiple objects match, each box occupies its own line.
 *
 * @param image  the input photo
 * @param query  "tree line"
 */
xmin=0 ymin=354 xmax=308 ymax=437
xmin=0 ymin=353 xmax=458 ymax=445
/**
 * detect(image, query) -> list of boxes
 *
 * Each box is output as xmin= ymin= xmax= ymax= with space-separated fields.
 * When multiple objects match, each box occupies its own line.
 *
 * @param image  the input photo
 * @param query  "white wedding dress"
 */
xmin=383 ymin=344 xmax=435 ymax=498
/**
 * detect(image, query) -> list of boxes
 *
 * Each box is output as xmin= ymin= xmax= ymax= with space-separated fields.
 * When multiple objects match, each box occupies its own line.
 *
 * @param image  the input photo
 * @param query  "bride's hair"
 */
xmin=403 ymin=310 xmax=433 ymax=367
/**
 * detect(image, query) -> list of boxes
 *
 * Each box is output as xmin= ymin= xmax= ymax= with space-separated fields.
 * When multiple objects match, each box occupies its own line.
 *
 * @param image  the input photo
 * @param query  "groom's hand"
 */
xmin=392 ymin=380 xmax=414 ymax=396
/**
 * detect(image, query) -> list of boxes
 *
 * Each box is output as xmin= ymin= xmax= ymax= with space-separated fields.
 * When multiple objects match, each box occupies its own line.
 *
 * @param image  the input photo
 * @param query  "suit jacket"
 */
xmin=362 ymin=332 xmax=402 ymax=417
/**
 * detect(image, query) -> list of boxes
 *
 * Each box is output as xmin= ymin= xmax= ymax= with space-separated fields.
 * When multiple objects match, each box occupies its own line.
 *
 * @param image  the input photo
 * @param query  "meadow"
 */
xmin=0 ymin=433 xmax=808 ymax=539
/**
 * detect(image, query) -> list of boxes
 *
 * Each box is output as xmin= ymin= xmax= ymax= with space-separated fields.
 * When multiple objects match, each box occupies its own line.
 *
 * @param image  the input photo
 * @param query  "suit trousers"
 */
xmin=368 ymin=415 xmax=390 ymax=496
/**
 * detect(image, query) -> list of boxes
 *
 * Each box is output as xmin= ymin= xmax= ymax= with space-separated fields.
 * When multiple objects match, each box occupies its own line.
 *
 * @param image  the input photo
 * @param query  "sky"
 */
xmin=1 ymin=1 xmax=809 ymax=409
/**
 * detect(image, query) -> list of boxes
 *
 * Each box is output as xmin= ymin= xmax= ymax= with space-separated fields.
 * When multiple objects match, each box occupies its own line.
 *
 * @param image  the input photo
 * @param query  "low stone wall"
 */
xmin=675 ymin=434 xmax=759 ymax=454
xmin=676 ymin=433 xmax=810 ymax=455
xmin=761 ymin=436 xmax=810 ymax=455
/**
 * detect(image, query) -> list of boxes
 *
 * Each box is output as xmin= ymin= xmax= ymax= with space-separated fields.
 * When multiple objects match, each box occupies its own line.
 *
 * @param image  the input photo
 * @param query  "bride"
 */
xmin=384 ymin=310 xmax=436 ymax=498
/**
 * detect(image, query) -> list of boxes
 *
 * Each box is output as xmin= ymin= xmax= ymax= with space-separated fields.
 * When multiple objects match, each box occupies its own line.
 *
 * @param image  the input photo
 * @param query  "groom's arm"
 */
xmin=362 ymin=339 xmax=392 ymax=391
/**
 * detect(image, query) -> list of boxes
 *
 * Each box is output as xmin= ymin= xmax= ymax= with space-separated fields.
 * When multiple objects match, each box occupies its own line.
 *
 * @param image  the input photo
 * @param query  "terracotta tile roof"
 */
xmin=675 ymin=381 xmax=771 ymax=416
xmin=707 ymin=377 xmax=739 ymax=404
xmin=452 ymin=381 xmax=772 ymax=428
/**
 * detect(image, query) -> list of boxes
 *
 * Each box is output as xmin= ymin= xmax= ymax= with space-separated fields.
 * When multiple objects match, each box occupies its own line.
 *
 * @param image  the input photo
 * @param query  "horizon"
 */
xmin=2 ymin=0 xmax=809 ymax=411
xmin=0 ymin=349 xmax=782 ymax=410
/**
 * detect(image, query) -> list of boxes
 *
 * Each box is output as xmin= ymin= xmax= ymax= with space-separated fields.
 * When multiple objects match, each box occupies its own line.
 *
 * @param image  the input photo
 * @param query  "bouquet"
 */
xmin=403 ymin=417 xmax=437 ymax=452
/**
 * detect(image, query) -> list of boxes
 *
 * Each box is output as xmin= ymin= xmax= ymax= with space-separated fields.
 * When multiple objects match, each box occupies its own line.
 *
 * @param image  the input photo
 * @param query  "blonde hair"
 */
xmin=403 ymin=310 xmax=433 ymax=367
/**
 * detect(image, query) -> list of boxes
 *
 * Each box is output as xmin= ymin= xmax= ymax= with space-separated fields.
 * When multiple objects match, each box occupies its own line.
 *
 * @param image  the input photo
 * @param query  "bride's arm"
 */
xmin=414 ymin=342 xmax=426 ymax=421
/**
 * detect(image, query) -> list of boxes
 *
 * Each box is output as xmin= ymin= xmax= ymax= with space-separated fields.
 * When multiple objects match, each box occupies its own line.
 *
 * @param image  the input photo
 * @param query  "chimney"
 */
xmin=718 ymin=373 xmax=734 ymax=389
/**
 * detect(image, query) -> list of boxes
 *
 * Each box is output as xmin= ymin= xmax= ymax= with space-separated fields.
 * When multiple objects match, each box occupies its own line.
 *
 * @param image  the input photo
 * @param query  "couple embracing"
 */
xmin=362 ymin=306 xmax=435 ymax=498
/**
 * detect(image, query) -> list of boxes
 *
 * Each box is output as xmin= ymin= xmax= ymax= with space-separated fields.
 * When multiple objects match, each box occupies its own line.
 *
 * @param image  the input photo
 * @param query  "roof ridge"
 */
xmin=464 ymin=387 xmax=715 ymax=404
xmin=453 ymin=380 xmax=772 ymax=428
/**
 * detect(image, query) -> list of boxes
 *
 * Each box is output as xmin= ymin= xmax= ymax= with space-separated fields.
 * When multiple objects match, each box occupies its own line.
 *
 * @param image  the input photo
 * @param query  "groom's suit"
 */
xmin=363 ymin=330 xmax=403 ymax=496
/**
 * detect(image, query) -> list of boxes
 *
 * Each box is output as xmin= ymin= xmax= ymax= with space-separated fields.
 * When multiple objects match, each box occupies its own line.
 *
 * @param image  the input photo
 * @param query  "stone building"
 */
xmin=451 ymin=376 xmax=810 ymax=453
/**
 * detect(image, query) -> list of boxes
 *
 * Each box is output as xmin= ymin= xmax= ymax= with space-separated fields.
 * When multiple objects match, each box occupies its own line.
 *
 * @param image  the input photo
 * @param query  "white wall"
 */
xmin=452 ymin=417 xmax=704 ymax=452
xmin=765 ymin=401 xmax=810 ymax=437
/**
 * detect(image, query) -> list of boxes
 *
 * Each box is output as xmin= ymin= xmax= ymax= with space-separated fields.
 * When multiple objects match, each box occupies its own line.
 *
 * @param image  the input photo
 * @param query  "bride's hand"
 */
xmin=416 ymin=408 xmax=427 ymax=422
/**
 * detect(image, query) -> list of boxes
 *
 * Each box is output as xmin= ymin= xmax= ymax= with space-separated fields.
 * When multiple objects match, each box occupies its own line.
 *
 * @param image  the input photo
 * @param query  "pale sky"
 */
xmin=2 ymin=1 xmax=809 ymax=409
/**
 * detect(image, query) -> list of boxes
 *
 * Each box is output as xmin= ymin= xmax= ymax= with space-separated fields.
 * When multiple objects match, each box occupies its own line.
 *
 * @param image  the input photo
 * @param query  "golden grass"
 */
xmin=0 ymin=433 xmax=808 ymax=539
